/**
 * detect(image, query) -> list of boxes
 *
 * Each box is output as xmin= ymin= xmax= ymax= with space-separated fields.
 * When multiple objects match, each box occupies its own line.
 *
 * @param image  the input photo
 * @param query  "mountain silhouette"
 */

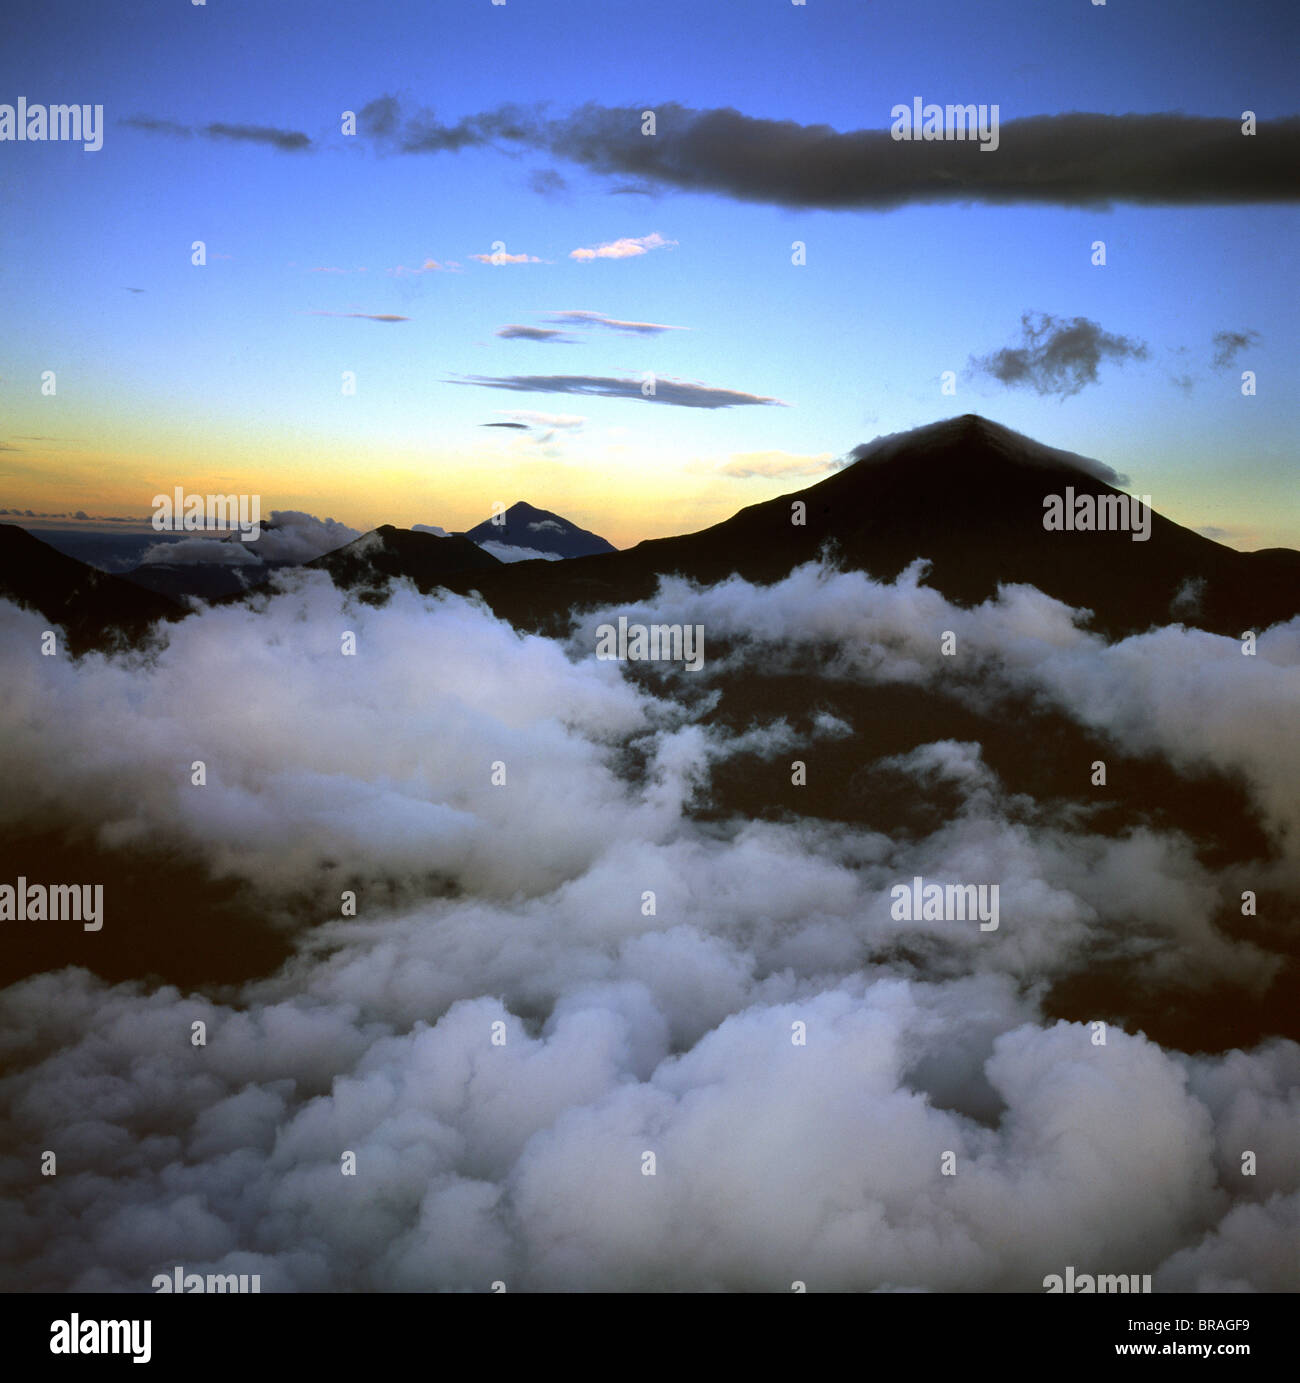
xmin=121 ymin=561 xmax=286 ymax=602
xmin=440 ymin=415 xmax=1299 ymax=640
xmin=464 ymin=501 xmax=617 ymax=558
xmin=307 ymin=524 xmax=502 ymax=598
xmin=0 ymin=522 xmax=182 ymax=654
xmin=4 ymin=418 xmax=1297 ymax=649
xmin=117 ymin=518 xmax=298 ymax=602
xmin=3 ymin=426 xmax=1296 ymax=1044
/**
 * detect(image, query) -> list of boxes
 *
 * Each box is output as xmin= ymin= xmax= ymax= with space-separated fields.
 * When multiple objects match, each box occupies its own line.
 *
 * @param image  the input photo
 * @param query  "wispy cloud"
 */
xmin=389 ymin=258 xmax=458 ymax=276
xmin=719 ymin=451 xmax=838 ymax=480
xmin=969 ymin=312 xmax=1149 ymax=398
xmin=569 ymin=232 xmax=676 ymax=261
xmin=307 ymin=260 xmax=456 ymax=277
xmin=529 ymin=168 xmax=569 ymax=197
xmin=307 ymin=311 xmax=410 ymax=323
xmin=496 ymin=411 xmax=585 ymax=429
xmin=206 ymin=121 xmax=311 ymax=151
xmin=475 ymin=408 xmax=587 ymax=451
xmin=496 ymin=325 xmax=575 ymax=343
xmin=450 ymin=374 xmax=787 ymax=409
xmin=122 ymin=115 xmax=311 ymax=151
xmin=356 ymin=93 xmax=510 ymax=152
xmin=470 ymin=250 xmax=545 ymax=265
xmin=1211 ymin=329 xmax=1261 ymax=369
xmin=119 ymin=115 xmax=192 ymax=138
xmin=543 ymin=310 xmax=686 ymax=335
xmin=0 ymin=507 xmax=151 ymax=522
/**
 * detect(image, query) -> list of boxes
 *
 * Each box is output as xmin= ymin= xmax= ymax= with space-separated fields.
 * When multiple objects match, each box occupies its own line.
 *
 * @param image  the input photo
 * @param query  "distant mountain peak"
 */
xmin=465 ymin=502 xmax=617 ymax=559
xmin=432 ymin=416 xmax=1298 ymax=642
xmin=306 ymin=524 xmax=501 ymax=598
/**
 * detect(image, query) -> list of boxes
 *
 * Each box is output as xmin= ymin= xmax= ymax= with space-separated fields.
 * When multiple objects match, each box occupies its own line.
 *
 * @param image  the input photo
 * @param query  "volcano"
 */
xmin=464 ymin=500 xmax=618 ymax=559
xmin=440 ymin=415 xmax=1300 ymax=640
xmin=5 ymin=418 xmax=1297 ymax=649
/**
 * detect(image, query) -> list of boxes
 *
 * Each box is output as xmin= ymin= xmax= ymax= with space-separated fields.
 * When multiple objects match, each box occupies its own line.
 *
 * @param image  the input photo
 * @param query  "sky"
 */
xmin=2 ymin=0 xmax=1299 ymax=1299
xmin=1 ymin=0 xmax=1296 ymax=549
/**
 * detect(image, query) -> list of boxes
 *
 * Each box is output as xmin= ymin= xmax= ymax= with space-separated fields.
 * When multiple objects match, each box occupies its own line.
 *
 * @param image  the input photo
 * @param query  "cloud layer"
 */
xmin=0 ymin=559 xmax=1296 ymax=1292
xmin=135 ymin=511 xmax=361 ymax=568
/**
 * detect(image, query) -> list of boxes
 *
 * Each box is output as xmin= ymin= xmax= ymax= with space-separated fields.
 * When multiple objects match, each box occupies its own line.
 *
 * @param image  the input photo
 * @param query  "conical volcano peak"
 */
xmin=465 ymin=503 xmax=617 ymax=558
xmin=846 ymin=414 xmax=1128 ymax=487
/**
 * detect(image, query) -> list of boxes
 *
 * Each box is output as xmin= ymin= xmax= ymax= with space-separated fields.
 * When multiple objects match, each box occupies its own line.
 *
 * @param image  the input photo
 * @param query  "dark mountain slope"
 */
xmin=307 ymin=524 xmax=502 ymax=599
xmin=439 ymin=416 xmax=1299 ymax=640
xmin=0 ymin=523 xmax=182 ymax=654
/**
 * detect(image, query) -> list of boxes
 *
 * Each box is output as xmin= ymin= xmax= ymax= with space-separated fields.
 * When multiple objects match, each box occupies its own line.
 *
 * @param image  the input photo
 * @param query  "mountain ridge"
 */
xmin=3 ymin=417 xmax=1296 ymax=647
xmin=436 ymin=414 xmax=1299 ymax=639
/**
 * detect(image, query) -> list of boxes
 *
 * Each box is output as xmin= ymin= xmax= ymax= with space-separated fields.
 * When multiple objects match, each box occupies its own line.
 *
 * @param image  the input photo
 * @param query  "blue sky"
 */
xmin=1 ymin=0 xmax=1296 ymax=546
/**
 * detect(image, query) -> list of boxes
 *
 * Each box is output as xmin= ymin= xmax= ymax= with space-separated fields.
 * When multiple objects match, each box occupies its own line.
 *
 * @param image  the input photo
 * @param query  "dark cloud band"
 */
xmin=122 ymin=115 xmax=311 ymax=151
xmin=125 ymin=101 xmax=1296 ymax=206
xmin=449 ymin=373 xmax=787 ymax=409
xmin=362 ymin=99 xmax=1299 ymax=210
xmin=969 ymin=313 xmax=1149 ymax=398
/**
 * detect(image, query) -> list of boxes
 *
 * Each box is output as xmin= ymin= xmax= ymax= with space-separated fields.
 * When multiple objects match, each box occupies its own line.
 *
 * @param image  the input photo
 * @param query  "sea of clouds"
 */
xmin=0 ymin=560 xmax=1296 ymax=1292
